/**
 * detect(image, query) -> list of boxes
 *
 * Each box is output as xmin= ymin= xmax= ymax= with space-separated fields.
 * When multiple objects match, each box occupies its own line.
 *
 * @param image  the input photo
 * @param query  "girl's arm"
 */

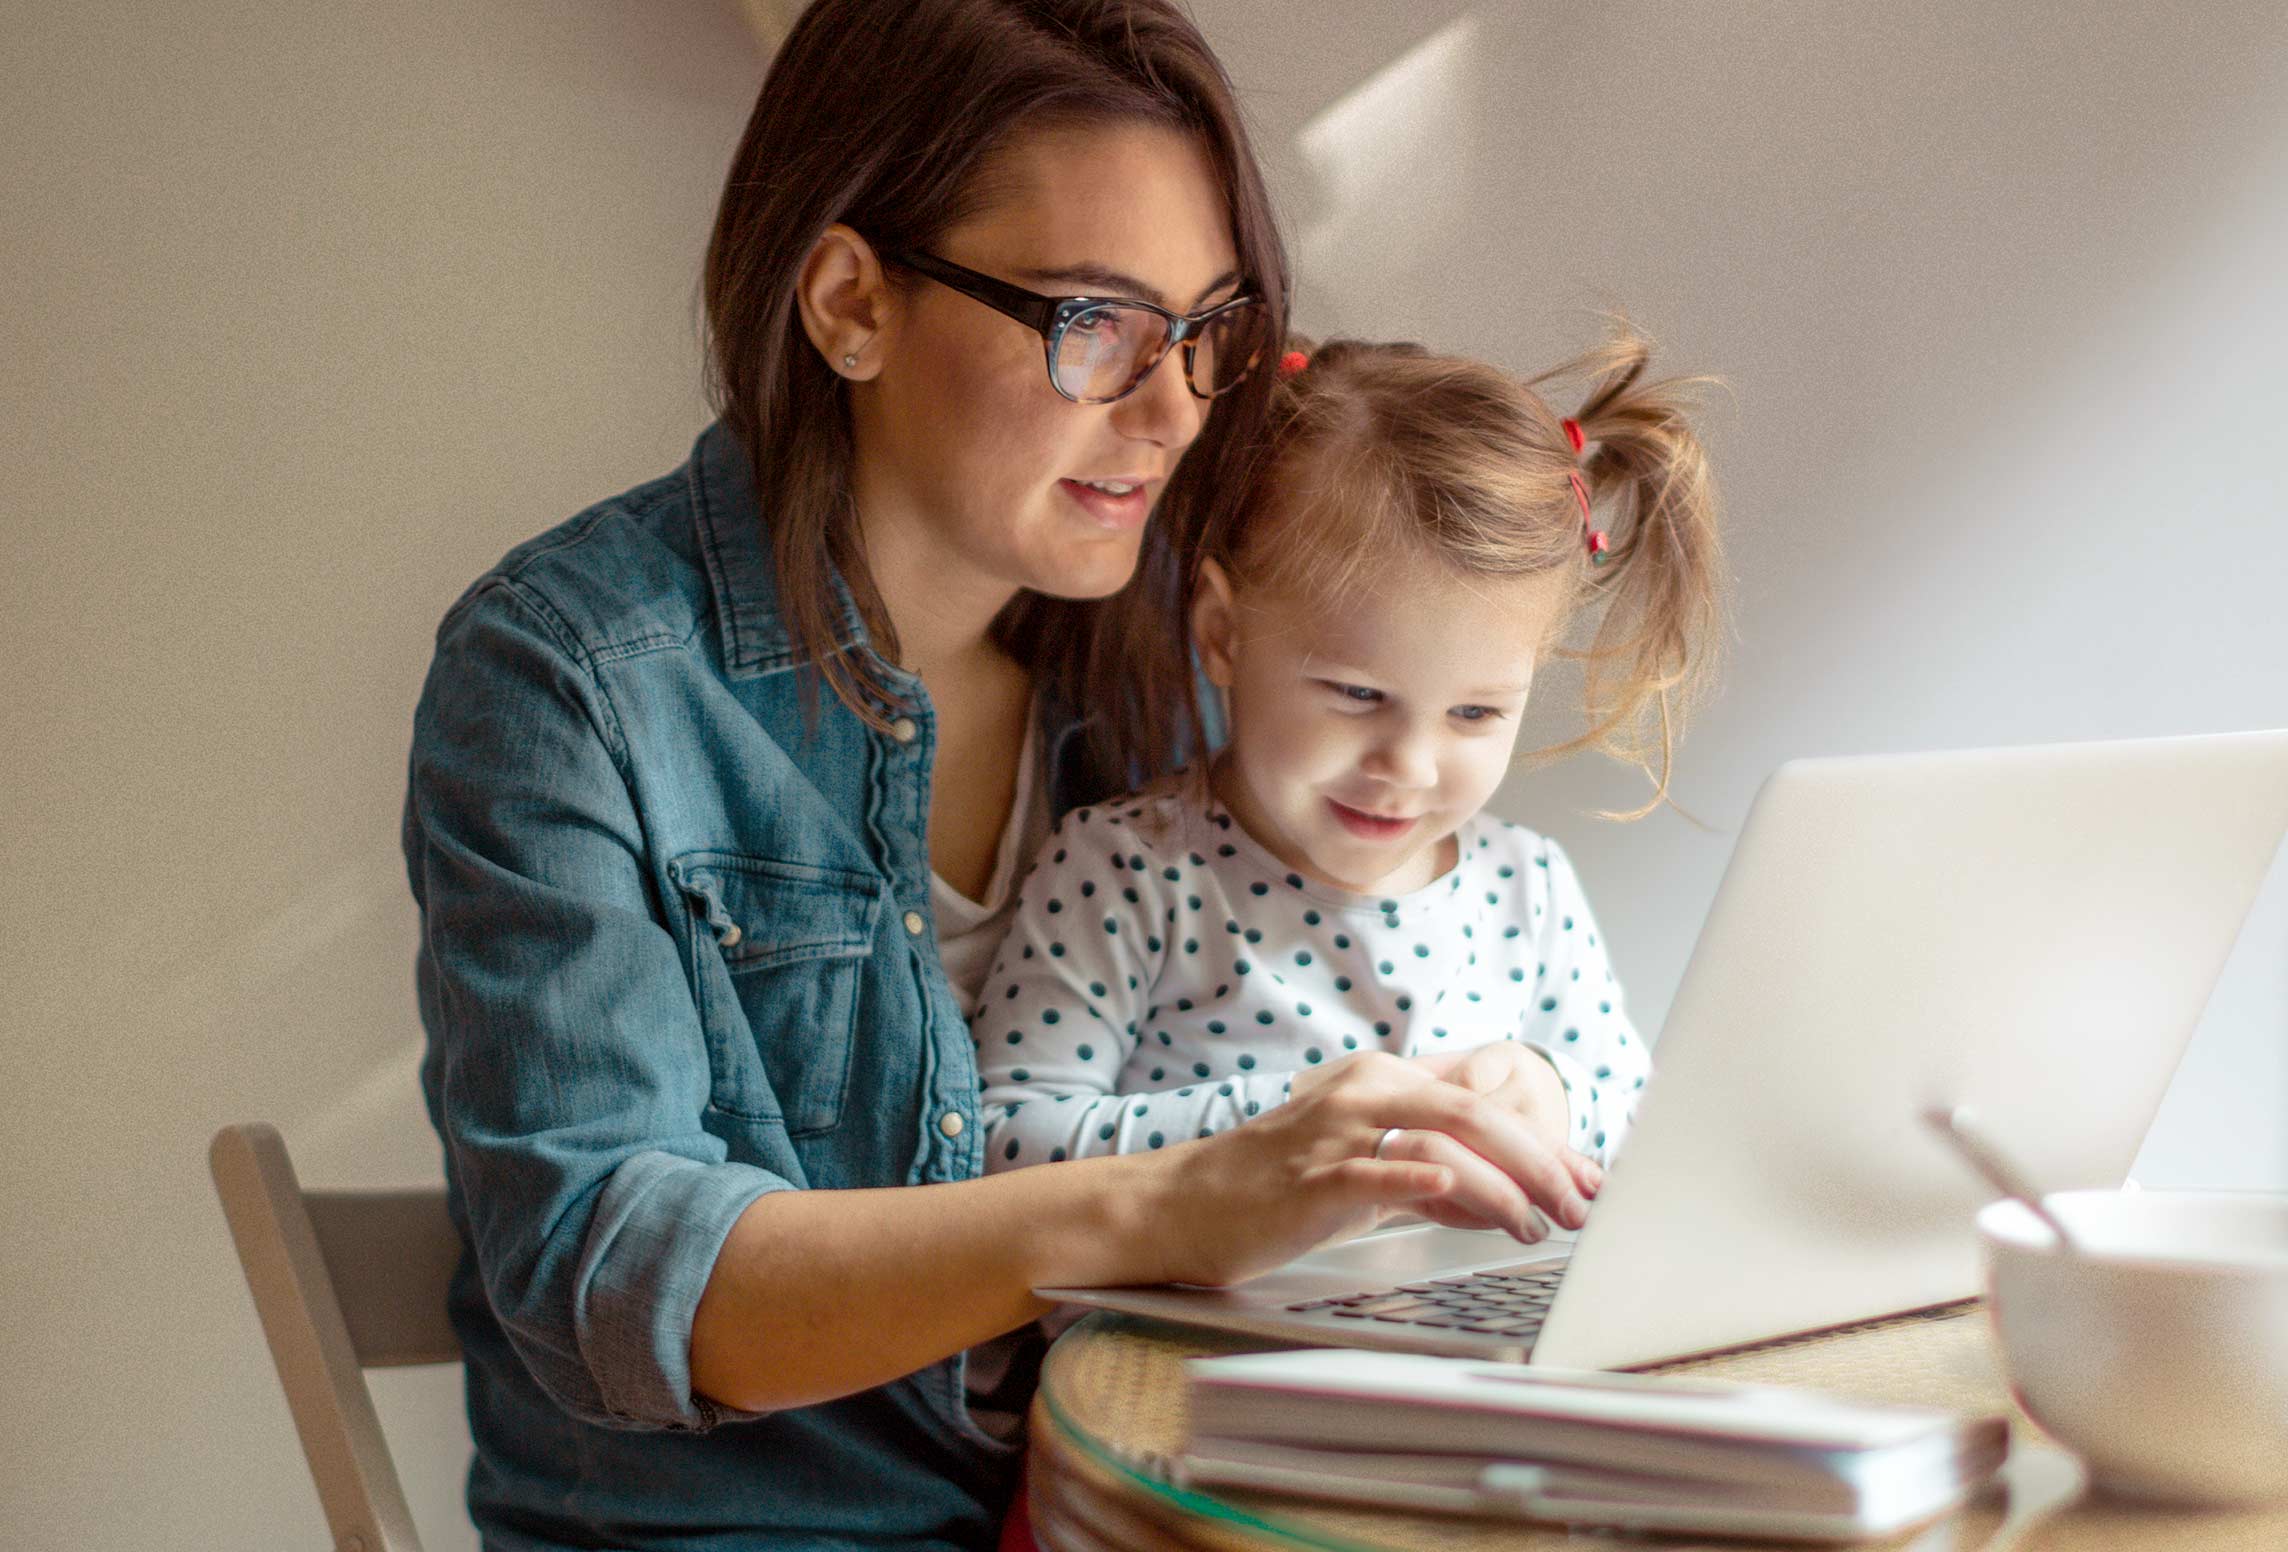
xmin=974 ymin=811 xmax=1293 ymax=1167
xmin=1515 ymin=835 xmax=1654 ymax=1166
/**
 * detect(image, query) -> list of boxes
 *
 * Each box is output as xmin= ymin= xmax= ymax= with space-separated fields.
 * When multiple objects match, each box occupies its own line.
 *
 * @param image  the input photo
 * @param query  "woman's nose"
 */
xmin=1108 ymin=345 xmax=1205 ymax=452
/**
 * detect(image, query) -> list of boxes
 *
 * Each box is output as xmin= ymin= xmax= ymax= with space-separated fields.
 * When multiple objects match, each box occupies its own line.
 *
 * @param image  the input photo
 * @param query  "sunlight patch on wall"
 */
xmin=1293 ymin=13 xmax=1482 ymax=337
xmin=295 ymin=1037 xmax=440 ymax=1185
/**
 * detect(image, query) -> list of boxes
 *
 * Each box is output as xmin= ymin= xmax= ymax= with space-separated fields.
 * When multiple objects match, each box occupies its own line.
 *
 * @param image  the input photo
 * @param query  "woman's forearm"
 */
xmin=688 ymin=1151 xmax=1163 ymax=1414
xmin=693 ymin=1048 xmax=1601 ymax=1414
xmin=982 ymin=1067 xmax=1299 ymax=1168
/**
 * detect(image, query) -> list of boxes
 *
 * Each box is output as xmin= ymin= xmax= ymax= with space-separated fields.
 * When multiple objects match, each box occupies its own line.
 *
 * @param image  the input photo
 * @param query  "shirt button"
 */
xmin=939 ymin=1111 xmax=964 ymax=1139
xmin=903 ymin=910 xmax=926 ymax=937
xmin=890 ymin=716 xmax=919 ymax=745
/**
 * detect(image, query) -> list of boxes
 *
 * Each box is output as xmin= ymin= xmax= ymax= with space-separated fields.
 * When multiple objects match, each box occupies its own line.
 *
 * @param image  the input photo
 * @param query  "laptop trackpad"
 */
xmin=1287 ymin=1220 xmax=1575 ymax=1283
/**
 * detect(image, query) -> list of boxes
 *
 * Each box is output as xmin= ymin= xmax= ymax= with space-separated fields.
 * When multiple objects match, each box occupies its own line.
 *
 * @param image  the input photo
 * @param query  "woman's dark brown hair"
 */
xmin=704 ymin=0 xmax=1288 ymax=793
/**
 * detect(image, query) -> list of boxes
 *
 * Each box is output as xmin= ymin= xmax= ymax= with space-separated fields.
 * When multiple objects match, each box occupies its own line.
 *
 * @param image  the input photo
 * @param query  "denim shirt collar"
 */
xmin=683 ymin=419 xmax=1114 ymax=811
xmin=688 ymin=420 xmax=868 ymax=679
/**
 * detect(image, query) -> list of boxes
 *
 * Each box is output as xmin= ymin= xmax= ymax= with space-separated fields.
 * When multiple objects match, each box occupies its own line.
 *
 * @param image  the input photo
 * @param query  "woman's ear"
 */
xmin=1191 ymin=558 xmax=1239 ymax=689
xmin=795 ymin=223 xmax=894 ymax=380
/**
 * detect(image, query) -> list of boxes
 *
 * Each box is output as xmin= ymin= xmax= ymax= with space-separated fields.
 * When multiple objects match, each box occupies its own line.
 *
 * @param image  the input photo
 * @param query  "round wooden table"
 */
xmin=1024 ymin=1306 xmax=2288 ymax=1550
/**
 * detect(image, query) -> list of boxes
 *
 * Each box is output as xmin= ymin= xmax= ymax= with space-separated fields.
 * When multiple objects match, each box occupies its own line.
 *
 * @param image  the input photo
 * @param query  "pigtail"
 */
xmin=1526 ymin=325 xmax=1727 ymax=818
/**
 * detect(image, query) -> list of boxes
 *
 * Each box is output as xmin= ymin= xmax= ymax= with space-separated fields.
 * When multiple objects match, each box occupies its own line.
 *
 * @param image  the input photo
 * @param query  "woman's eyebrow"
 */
xmin=1015 ymin=263 xmax=1244 ymax=310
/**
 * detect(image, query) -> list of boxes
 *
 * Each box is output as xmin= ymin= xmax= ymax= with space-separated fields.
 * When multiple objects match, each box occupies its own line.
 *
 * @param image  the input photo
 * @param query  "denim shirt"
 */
xmin=402 ymin=422 xmax=1162 ymax=1551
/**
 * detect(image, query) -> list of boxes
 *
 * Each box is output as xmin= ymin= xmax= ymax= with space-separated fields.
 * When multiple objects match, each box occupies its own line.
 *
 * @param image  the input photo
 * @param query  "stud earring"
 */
xmin=842 ymin=352 xmax=858 ymax=370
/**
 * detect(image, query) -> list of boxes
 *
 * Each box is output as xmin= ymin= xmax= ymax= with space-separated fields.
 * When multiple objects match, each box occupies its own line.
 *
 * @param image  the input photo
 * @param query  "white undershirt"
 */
xmin=929 ymin=706 xmax=1050 ymax=1019
xmin=930 ymin=708 xmax=1050 ymax=1432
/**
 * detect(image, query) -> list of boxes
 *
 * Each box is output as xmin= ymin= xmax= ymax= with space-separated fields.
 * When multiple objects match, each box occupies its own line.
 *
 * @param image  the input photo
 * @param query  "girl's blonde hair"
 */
xmin=1199 ymin=326 xmax=1726 ymax=816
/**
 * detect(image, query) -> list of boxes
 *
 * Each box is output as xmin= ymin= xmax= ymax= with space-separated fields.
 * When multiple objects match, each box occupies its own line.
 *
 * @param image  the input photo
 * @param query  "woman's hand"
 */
xmin=1131 ymin=1051 xmax=1594 ymax=1289
xmin=1403 ymin=1041 xmax=1603 ymax=1214
xmin=1296 ymin=1041 xmax=1602 ymax=1237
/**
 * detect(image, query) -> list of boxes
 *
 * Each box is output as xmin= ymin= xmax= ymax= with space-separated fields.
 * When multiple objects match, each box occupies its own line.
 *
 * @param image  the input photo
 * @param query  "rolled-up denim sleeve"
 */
xmin=407 ymin=578 xmax=790 ymax=1431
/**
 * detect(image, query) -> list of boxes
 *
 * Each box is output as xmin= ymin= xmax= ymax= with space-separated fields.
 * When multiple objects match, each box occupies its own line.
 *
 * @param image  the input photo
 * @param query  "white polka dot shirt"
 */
xmin=973 ymin=779 xmax=1650 ymax=1172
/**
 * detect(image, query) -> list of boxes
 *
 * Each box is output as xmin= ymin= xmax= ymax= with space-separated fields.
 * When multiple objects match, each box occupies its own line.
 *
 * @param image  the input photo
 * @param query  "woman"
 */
xmin=404 ymin=2 xmax=1592 ymax=1546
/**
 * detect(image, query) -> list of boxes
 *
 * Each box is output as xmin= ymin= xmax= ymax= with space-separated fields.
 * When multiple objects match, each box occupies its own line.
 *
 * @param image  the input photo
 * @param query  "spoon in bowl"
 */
xmin=1921 ymin=1104 xmax=2083 ymax=1254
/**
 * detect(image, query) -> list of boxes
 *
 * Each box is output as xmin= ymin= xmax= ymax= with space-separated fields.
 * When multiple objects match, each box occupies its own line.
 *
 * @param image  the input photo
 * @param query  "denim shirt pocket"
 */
xmin=670 ymin=851 xmax=883 ymax=1138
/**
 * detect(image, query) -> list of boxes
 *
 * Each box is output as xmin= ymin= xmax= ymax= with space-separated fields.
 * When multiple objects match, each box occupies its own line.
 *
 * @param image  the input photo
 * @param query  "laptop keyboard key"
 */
xmin=1341 ymin=1294 xmax=1442 ymax=1316
xmin=1285 ymin=1263 xmax=1571 ymax=1336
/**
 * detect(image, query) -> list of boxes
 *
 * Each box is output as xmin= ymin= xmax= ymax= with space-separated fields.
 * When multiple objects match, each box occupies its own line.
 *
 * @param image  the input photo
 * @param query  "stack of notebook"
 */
xmin=1179 ymin=1349 xmax=2010 ymax=1541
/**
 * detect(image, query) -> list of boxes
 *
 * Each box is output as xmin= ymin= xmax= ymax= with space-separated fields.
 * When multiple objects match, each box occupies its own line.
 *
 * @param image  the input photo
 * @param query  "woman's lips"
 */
xmin=1059 ymin=478 xmax=1150 ymax=531
xmin=1327 ymin=797 xmax=1418 ymax=840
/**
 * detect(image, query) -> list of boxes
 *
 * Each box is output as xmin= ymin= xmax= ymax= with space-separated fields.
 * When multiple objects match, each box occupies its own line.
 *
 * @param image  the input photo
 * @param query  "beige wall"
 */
xmin=4 ymin=2 xmax=2282 ymax=1548
xmin=3 ymin=3 xmax=763 ymax=1547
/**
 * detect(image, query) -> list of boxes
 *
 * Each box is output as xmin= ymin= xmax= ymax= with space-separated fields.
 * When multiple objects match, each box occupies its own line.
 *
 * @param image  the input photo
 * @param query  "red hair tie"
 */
xmin=1569 ymin=469 xmax=1608 ymax=557
xmin=1277 ymin=349 xmax=1310 ymax=379
xmin=1564 ymin=423 xmax=1608 ymax=565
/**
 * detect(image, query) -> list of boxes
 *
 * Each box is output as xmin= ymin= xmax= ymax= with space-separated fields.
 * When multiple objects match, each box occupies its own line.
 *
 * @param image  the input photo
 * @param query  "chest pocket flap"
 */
xmin=671 ymin=851 xmax=884 ymax=1136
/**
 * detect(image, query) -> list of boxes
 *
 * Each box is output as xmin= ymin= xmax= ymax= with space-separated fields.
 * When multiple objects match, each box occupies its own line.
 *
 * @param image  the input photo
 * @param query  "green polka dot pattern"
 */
xmin=971 ymin=787 xmax=1650 ymax=1172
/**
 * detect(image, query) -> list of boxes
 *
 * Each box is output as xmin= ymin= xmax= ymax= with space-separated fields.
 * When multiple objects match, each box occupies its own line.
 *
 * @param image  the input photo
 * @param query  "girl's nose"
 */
xmin=1363 ymin=722 xmax=1439 ymax=790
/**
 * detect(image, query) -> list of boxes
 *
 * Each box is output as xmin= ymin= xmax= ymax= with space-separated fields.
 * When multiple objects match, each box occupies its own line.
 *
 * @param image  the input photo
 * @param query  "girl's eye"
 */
xmin=1452 ymin=705 xmax=1506 ymax=723
xmin=1324 ymin=681 xmax=1382 ymax=705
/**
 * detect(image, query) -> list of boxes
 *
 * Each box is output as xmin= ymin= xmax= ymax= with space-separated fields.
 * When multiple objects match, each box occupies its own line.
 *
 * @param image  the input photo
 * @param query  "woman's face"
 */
xmin=850 ymin=119 xmax=1244 ymax=614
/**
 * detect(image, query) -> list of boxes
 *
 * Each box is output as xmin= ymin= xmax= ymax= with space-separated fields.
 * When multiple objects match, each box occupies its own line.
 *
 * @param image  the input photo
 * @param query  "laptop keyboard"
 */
xmin=1283 ymin=1265 xmax=1567 ymax=1338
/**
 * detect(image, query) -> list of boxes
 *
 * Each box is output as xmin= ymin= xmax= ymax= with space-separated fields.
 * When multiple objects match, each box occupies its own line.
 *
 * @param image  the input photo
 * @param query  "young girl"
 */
xmin=973 ymin=331 xmax=1723 ymax=1196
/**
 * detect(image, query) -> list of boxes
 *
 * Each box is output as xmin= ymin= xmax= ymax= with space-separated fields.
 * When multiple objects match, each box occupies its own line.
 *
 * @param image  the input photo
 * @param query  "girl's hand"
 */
xmin=1409 ymin=1044 xmax=1588 ymax=1154
xmin=1131 ymin=1052 xmax=1592 ymax=1290
xmin=1407 ymin=1041 xmax=1604 ymax=1200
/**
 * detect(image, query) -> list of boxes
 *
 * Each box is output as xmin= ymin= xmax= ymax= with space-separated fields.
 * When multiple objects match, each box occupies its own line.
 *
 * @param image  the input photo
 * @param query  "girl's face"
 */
xmin=1195 ymin=549 xmax=1568 ymax=895
xmin=851 ymin=119 xmax=1244 ymax=613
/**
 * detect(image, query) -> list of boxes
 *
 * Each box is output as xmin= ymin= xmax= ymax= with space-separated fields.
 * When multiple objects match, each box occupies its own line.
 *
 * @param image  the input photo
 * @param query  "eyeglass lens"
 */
xmin=1052 ymin=303 xmax=1268 ymax=403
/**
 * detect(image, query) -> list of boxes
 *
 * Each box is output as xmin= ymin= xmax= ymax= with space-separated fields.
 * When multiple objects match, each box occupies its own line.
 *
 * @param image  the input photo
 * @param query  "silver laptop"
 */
xmin=1039 ymin=730 xmax=2288 ymax=1369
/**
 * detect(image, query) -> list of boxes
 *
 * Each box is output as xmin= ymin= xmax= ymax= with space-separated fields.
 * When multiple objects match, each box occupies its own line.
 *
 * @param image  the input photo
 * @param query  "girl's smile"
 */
xmin=1326 ymin=797 xmax=1421 ymax=839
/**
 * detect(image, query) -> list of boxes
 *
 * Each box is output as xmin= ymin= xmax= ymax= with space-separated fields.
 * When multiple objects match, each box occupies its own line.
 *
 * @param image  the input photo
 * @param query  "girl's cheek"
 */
xmin=1465 ymin=746 xmax=1512 ymax=806
xmin=1300 ymin=714 xmax=1356 ymax=774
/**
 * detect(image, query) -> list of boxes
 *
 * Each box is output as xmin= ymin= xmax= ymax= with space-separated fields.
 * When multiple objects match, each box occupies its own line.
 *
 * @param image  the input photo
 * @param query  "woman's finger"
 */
xmin=1365 ymin=1082 xmax=1591 ymax=1230
xmin=1564 ymin=1148 xmax=1604 ymax=1198
xmin=1379 ymin=1128 xmax=1541 ymax=1241
xmin=1323 ymin=1155 xmax=1455 ymax=1212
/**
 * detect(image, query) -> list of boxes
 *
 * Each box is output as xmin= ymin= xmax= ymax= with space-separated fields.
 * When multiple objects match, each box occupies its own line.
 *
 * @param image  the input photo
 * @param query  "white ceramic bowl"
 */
xmin=1979 ymin=1189 xmax=2288 ymax=1506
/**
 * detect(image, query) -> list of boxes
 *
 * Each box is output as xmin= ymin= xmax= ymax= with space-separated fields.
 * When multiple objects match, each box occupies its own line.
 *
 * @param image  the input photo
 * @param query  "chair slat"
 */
xmin=306 ymin=1189 xmax=463 ymax=1367
xmin=210 ymin=1122 xmax=440 ymax=1552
